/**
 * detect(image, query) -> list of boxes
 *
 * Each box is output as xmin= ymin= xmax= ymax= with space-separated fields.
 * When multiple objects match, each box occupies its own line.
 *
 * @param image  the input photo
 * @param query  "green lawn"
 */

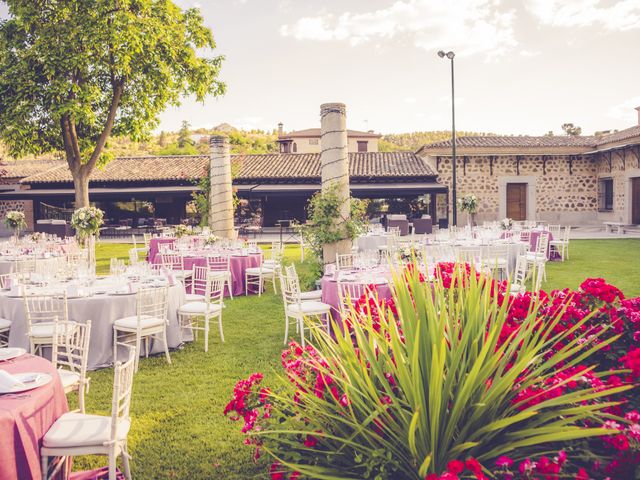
xmin=72 ymin=239 xmax=640 ymax=479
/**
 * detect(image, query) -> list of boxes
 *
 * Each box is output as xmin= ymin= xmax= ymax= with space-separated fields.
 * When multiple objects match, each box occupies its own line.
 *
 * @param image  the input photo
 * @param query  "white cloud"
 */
xmin=607 ymin=96 xmax=640 ymax=123
xmin=404 ymin=97 xmax=417 ymax=104
xmin=232 ymin=116 xmax=267 ymax=130
xmin=527 ymin=0 xmax=640 ymax=31
xmin=280 ymin=0 xmax=518 ymax=60
xmin=519 ymin=49 xmax=541 ymax=56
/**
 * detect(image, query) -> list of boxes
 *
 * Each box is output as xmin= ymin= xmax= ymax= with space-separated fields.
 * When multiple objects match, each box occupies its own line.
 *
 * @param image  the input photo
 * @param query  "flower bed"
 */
xmin=226 ymin=264 xmax=640 ymax=479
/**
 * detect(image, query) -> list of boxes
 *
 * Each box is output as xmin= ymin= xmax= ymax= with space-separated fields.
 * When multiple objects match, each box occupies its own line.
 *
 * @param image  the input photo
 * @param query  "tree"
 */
xmin=561 ymin=123 xmax=582 ymax=136
xmin=158 ymin=131 xmax=167 ymax=147
xmin=177 ymin=121 xmax=194 ymax=148
xmin=0 ymin=1 xmax=225 ymax=207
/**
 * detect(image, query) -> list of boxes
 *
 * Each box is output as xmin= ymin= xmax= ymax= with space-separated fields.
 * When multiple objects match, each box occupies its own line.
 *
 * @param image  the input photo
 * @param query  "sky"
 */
xmin=2 ymin=0 xmax=640 ymax=135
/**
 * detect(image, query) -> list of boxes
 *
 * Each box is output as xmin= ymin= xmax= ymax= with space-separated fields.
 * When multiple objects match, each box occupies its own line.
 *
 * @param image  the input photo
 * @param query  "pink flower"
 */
xmin=495 ymin=456 xmax=514 ymax=468
xmin=446 ymin=460 xmax=464 ymax=474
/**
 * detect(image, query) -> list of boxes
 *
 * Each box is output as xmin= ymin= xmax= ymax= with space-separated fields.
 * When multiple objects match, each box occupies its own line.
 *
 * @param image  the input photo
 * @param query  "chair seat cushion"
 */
xmin=288 ymin=301 xmax=331 ymax=315
xmin=300 ymin=290 xmax=322 ymax=301
xmin=31 ymin=321 xmax=77 ymax=338
xmin=58 ymin=369 xmax=81 ymax=389
xmin=245 ymin=267 xmax=274 ymax=275
xmin=0 ymin=317 xmax=10 ymax=330
xmin=43 ymin=412 xmax=130 ymax=448
xmin=113 ymin=315 xmax=164 ymax=330
xmin=178 ymin=301 xmax=222 ymax=314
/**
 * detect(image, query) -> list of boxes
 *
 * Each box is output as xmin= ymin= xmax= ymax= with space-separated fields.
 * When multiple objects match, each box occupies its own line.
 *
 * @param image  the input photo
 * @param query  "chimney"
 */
xmin=320 ymin=102 xmax=351 ymax=262
xmin=208 ymin=135 xmax=235 ymax=239
xmin=277 ymin=122 xmax=284 ymax=137
xmin=636 ymin=106 xmax=640 ymax=126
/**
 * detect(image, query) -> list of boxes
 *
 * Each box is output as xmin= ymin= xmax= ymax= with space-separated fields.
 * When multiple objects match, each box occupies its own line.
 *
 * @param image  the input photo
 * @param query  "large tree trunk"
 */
xmin=72 ymin=170 xmax=90 ymax=208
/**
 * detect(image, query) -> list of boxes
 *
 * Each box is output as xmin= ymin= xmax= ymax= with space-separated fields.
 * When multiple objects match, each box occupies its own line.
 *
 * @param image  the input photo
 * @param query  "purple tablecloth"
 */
xmin=152 ymin=253 xmax=262 ymax=297
xmin=148 ymin=237 xmax=177 ymax=262
xmin=321 ymin=275 xmax=393 ymax=322
xmin=0 ymin=354 xmax=68 ymax=480
xmin=502 ymin=230 xmax=557 ymax=260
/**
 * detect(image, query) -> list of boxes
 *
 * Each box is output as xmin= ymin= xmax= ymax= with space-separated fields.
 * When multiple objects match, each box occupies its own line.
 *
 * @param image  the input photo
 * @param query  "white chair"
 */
xmin=206 ymin=254 xmax=233 ymax=299
xmin=519 ymin=231 xmax=532 ymax=250
xmin=0 ymin=274 xmax=12 ymax=346
xmin=336 ymin=253 xmax=356 ymax=271
xmin=549 ymin=225 xmax=571 ymax=261
xmin=280 ymin=272 xmax=331 ymax=346
xmin=284 ymin=264 xmax=322 ymax=301
xmin=143 ymin=232 xmax=152 ymax=251
xmin=23 ymin=293 xmax=74 ymax=356
xmin=263 ymin=241 xmax=284 ymax=269
xmin=245 ymin=253 xmax=278 ymax=297
xmin=110 ymin=258 xmax=126 ymax=276
xmin=547 ymin=224 xmax=561 ymax=239
xmin=113 ymin=286 xmax=171 ymax=372
xmin=131 ymin=234 xmax=147 ymax=257
xmin=128 ymin=248 xmax=139 ymax=266
xmin=482 ymin=244 xmax=509 ymax=279
xmin=178 ymin=272 xmax=225 ymax=352
xmin=510 ymin=255 xmax=528 ymax=295
xmin=52 ymin=321 xmax=91 ymax=413
xmin=184 ymin=265 xmax=208 ymax=302
xmin=14 ymin=257 xmax=36 ymax=283
xmin=158 ymin=252 xmax=192 ymax=282
xmin=337 ymin=282 xmax=370 ymax=318
xmin=525 ymin=232 xmax=549 ymax=281
xmin=41 ymin=346 xmax=136 ymax=480
xmin=456 ymin=246 xmax=482 ymax=268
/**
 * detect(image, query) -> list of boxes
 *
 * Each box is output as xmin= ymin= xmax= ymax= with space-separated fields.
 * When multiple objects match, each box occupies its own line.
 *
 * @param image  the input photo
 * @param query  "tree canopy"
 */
xmin=561 ymin=123 xmax=582 ymax=136
xmin=0 ymin=0 xmax=225 ymax=206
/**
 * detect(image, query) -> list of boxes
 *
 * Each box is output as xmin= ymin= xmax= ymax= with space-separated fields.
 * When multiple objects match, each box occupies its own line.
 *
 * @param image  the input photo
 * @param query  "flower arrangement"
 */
xmin=399 ymin=246 xmax=421 ymax=262
xmin=70 ymin=207 xmax=104 ymax=240
xmin=174 ymin=224 xmax=193 ymax=238
xmin=226 ymin=264 xmax=640 ymax=479
xmin=4 ymin=210 xmax=26 ymax=232
xmin=500 ymin=217 xmax=513 ymax=230
xmin=204 ymin=234 xmax=220 ymax=246
xmin=30 ymin=231 xmax=45 ymax=242
xmin=457 ymin=194 xmax=478 ymax=214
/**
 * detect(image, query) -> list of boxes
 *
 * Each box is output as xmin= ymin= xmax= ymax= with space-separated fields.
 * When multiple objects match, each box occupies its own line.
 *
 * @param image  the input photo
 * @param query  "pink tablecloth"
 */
xmin=321 ymin=275 xmax=393 ymax=322
xmin=0 ymin=354 xmax=68 ymax=480
xmin=502 ymin=230 xmax=557 ymax=260
xmin=148 ymin=237 xmax=176 ymax=262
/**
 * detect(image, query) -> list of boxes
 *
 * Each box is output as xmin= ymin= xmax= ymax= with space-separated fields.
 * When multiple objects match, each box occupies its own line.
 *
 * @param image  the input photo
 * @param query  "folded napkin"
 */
xmin=0 ymin=369 xmax=25 ymax=390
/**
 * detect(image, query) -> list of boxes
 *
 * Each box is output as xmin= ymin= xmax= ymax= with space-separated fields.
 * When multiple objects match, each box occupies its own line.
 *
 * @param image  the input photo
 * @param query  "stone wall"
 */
xmin=595 ymin=148 xmax=640 ymax=223
xmin=423 ymin=154 xmax=600 ymax=225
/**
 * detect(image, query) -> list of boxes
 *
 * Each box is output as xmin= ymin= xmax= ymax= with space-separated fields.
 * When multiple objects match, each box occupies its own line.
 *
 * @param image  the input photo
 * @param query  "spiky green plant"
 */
xmin=250 ymin=265 xmax=630 ymax=479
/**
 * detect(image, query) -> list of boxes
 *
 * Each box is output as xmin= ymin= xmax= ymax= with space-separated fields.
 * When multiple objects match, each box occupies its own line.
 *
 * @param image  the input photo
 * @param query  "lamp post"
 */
xmin=438 ymin=50 xmax=457 ymax=227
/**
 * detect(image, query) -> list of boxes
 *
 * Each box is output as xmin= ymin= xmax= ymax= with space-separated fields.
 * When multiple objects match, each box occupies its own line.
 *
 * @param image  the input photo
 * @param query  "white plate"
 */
xmin=0 ymin=348 xmax=26 ymax=362
xmin=110 ymin=290 xmax=135 ymax=296
xmin=0 ymin=372 xmax=52 ymax=393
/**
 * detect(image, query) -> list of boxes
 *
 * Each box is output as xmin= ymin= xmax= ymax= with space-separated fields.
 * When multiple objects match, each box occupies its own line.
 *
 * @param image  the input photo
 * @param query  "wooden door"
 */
xmin=633 ymin=178 xmax=640 ymax=225
xmin=506 ymin=183 xmax=527 ymax=221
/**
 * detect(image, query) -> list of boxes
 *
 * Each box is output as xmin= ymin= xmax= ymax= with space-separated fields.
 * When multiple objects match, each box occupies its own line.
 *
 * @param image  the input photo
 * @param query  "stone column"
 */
xmin=208 ymin=135 xmax=235 ymax=239
xmin=320 ymin=102 xmax=352 ymax=264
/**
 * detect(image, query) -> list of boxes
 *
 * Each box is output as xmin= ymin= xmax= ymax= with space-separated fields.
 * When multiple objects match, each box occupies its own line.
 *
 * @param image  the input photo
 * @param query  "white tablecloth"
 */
xmin=3 ymin=283 xmax=189 ymax=370
xmin=357 ymin=234 xmax=393 ymax=252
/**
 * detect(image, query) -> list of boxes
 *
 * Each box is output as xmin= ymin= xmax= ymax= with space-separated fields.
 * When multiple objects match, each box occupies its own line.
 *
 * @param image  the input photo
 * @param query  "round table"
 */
xmin=321 ymin=274 xmax=394 ymax=322
xmin=2 ymin=282 xmax=188 ymax=370
xmin=0 ymin=353 xmax=68 ymax=480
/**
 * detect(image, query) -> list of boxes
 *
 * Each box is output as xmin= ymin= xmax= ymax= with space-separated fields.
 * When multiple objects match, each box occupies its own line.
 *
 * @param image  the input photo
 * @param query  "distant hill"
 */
xmin=0 ymin=128 xmax=497 ymax=161
xmin=380 ymin=131 xmax=497 ymax=152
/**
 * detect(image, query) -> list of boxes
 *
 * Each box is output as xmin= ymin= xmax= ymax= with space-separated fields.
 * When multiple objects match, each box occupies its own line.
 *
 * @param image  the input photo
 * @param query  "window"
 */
xmin=598 ymin=178 xmax=614 ymax=211
xmin=357 ymin=141 xmax=368 ymax=152
xmin=309 ymin=138 xmax=319 ymax=145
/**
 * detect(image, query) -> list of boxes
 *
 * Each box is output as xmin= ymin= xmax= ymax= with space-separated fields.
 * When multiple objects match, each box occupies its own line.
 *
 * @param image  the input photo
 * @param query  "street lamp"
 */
xmin=437 ymin=50 xmax=457 ymax=227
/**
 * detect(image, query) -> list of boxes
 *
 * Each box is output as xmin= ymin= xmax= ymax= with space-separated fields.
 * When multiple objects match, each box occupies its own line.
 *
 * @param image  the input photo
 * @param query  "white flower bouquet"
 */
xmin=4 ymin=211 xmax=26 ymax=232
xmin=71 ymin=207 xmax=104 ymax=240
xmin=204 ymin=234 xmax=220 ymax=246
xmin=457 ymin=194 xmax=479 ymax=214
xmin=174 ymin=224 xmax=193 ymax=238
xmin=400 ymin=246 xmax=421 ymax=262
xmin=500 ymin=217 xmax=513 ymax=230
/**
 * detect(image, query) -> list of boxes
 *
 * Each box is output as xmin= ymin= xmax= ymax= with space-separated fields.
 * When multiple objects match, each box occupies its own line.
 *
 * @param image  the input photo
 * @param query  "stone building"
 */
xmin=276 ymin=124 xmax=380 ymax=154
xmin=417 ymin=111 xmax=640 ymax=226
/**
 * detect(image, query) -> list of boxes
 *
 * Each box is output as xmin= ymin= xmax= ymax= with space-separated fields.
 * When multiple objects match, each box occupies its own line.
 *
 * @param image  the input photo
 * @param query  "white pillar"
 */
xmin=320 ymin=102 xmax=352 ymax=263
xmin=208 ymin=135 xmax=235 ymax=239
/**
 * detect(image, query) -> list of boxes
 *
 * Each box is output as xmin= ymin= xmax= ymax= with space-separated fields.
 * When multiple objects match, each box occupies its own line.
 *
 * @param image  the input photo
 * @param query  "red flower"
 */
xmin=446 ymin=459 xmax=464 ymax=474
xmin=465 ymin=457 xmax=482 ymax=475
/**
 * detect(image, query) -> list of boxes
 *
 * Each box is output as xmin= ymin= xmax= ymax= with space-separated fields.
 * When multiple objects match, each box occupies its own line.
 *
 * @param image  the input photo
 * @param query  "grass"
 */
xmin=70 ymin=239 xmax=640 ymax=479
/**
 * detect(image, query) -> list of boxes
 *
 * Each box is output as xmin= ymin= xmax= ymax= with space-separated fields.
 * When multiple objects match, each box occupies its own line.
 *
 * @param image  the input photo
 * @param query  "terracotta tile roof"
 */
xmin=595 ymin=125 xmax=640 ymax=146
xmin=420 ymin=135 xmax=598 ymax=150
xmin=1 ymin=160 xmax=65 ymax=180
xmin=279 ymin=128 xmax=381 ymax=139
xmin=20 ymin=152 xmax=435 ymax=184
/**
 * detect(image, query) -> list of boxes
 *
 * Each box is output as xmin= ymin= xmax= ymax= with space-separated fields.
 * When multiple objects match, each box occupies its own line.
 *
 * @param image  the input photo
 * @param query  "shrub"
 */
xmin=226 ymin=265 xmax=638 ymax=479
